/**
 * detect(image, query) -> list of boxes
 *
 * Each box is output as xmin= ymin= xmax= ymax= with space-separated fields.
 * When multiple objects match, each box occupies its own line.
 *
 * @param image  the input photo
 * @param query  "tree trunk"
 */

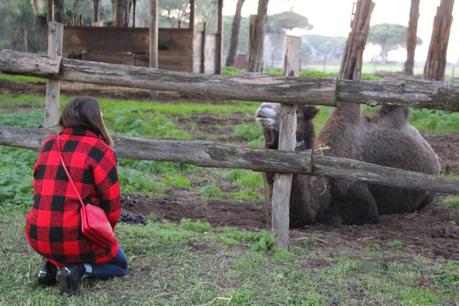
xmin=73 ymin=0 xmax=80 ymax=26
xmin=248 ymin=0 xmax=269 ymax=72
xmin=125 ymin=0 xmax=131 ymax=27
xmin=32 ymin=0 xmax=45 ymax=15
xmin=423 ymin=0 xmax=455 ymax=81
xmin=53 ymin=0 xmax=65 ymax=23
xmin=404 ymin=0 xmax=420 ymax=75
xmin=340 ymin=0 xmax=375 ymax=81
xmin=215 ymin=0 xmax=223 ymax=74
xmin=93 ymin=0 xmax=100 ymax=23
xmin=47 ymin=0 xmax=53 ymax=21
xmin=190 ymin=0 xmax=195 ymax=31
xmin=132 ymin=0 xmax=136 ymax=27
xmin=115 ymin=0 xmax=128 ymax=27
xmin=225 ymin=0 xmax=245 ymax=67
xmin=332 ymin=0 xmax=375 ymax=158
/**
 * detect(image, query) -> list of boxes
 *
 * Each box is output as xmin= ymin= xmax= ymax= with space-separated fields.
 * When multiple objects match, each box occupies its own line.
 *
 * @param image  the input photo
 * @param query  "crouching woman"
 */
xmin=25 ymin=96 xmax=128 ymax=296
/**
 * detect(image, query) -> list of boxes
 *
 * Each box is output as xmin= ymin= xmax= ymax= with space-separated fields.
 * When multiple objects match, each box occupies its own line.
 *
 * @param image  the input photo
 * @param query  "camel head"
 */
xmin=255 ymin=102 xmax=319 ymax=150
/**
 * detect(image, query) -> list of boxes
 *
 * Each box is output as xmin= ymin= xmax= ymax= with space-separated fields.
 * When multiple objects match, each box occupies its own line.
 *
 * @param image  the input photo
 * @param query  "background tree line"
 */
xmin=0 ymin=0 xmax=450 ymax=76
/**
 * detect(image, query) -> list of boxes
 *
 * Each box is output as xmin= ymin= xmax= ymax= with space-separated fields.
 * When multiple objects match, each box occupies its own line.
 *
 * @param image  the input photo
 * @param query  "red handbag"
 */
xmin=57 ymin=136 xmax=115 ymax=248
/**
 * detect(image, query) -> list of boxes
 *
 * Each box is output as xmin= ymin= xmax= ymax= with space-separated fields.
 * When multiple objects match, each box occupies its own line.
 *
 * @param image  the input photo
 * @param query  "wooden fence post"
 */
xmin=44 ymin=22 xmax=63 ymax=129
xmin=149 ymin=0 xmax=158 ymax=68
xmin=271 ymin=35 xmax=301 ymax=250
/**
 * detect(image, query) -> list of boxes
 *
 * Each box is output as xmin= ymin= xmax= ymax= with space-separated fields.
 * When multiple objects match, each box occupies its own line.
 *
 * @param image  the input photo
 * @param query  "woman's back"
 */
xmin=26 ymin=127 xmax=121 ymax=266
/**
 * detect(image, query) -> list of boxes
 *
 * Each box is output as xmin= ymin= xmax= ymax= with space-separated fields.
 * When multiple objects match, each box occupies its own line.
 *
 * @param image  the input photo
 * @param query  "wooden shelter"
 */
xmin=52 ymin=0 xmax=223 ymax=73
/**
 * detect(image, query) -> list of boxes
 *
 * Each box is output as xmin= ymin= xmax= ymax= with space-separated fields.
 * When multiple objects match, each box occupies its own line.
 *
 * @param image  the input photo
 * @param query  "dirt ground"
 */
xmin=121 ymin=193 xmax=459 ymax=260
xmin=0 ymin=80 xmax=227 ymax=103
xmin=119 ymin=128 xmax=459 ymax=262
xmin=2 ymin=79 xmax=459 ymax=261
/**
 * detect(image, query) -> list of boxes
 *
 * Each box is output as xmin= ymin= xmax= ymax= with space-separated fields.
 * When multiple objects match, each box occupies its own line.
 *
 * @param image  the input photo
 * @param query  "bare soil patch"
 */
xmin=121 ymin=194 xmax=459 ymax=260
xmin=174 ymin=112 xmax=254 ymax=142
xmin=423 ymin=132 xmax=459 ymax=175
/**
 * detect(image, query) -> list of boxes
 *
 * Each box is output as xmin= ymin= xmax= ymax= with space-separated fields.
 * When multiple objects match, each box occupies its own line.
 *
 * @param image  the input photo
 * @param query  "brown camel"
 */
xmin=256 ymin=103 xmax=440 ymax=226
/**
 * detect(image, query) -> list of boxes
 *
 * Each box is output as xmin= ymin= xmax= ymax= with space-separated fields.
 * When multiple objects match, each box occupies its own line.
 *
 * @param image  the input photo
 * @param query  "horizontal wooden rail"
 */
xmin=337 ymin=79 xmax=459 ymax=111
xmin=0 ymin=50 xmax=336 ymax=106
xmin=1 ymin=50 xmax=459 ymax=111
xmin=0 ymin=50 xmax=61 ymax=76
xmin=1 ymin=125 xmax=458 ymax=194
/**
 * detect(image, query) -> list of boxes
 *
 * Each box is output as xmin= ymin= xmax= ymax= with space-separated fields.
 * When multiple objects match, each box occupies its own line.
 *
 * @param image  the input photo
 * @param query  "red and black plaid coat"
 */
xmin=25 ymin=127 xmax=121 ymax=267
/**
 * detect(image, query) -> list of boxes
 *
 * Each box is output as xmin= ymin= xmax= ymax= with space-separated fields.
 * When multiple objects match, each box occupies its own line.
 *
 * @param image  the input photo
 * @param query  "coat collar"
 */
xmin=60 ymin=127 xmax=100 ymax=139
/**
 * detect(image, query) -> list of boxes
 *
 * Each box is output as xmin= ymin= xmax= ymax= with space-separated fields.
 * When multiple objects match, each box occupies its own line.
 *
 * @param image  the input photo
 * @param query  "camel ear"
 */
xmin=303 ymin=106 xmax=319 ymax=119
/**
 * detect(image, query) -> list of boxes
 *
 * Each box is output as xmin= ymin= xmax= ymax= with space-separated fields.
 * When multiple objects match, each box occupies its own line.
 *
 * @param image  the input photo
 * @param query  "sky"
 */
xmin=222 ymin=0 xmax=459 ymax=63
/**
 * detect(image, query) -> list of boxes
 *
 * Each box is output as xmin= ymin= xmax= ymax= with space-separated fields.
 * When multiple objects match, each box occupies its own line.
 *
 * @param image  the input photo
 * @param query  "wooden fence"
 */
xmin=1 ymin=23 xmax=459 ymax=249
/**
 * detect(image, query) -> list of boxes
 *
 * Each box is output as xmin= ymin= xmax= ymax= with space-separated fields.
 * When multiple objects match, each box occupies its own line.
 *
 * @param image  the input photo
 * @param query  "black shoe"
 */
xmin=37 ymin=258 xmax=57 ymax=286
xmin=56 ymin=264 xmax=85 ymax=296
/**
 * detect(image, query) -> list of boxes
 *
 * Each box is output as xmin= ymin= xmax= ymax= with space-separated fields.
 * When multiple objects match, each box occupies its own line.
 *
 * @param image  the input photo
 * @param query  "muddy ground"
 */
xmin=119 ymin=110 xmax=459 ymax=261
xmin=120 ymin=194 xmax=459 ymax=261
xmin=2 ymin=79 xmax=459 ymax=260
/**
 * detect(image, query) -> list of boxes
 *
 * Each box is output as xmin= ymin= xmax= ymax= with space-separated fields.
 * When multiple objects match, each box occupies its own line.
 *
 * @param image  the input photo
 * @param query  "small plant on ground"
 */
xmin=250 ymin=230 xmax=276 ymax=253
xmin=387 ymin=240 xmax=403 ymax=249
xmin=200 ymin=185 xmax=223 ymax=199
xmin=180 ymin=218 xmax=212 ymax=233
xmin=441 ymin=195 xmax=459 ymax=209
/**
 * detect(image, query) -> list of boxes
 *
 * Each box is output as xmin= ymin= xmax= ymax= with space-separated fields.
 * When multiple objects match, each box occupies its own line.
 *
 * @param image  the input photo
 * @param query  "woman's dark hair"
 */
xmin=59 ymin=96 xmax=113 ymax=146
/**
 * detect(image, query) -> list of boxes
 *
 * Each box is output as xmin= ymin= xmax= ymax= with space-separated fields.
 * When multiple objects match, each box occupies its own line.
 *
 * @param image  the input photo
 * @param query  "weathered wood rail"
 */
xmin=2 ymin=37 xmax=459 ymax=250
xmin=1 ymin=49 xmax=459 ymax=111
xmin=1 ymin=125 xmax=458 ymax=194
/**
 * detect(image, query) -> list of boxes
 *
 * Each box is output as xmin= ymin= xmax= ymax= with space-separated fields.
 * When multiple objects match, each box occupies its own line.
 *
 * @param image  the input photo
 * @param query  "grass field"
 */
xmin=1 ymin=207 xmax=459 ymax=305
xmin=0 ymin=83 xmax=458 ymax=304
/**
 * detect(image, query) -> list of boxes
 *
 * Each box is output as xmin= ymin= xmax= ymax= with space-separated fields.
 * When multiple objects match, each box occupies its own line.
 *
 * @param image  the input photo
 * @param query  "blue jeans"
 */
xmin=84 ymin=248 xmax=128 ymax=279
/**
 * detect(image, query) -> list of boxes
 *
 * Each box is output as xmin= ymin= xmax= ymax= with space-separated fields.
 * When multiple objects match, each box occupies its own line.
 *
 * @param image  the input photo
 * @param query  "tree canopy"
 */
xmin=0 ymin=0 xmax=47 ymax=52
xmin=301 ymin=34 xmax=345 ymax=65
xmin=368 ymin=23 xmax=422 ymax=62
xmin=266 ymin=11 xmax=313 ymax=33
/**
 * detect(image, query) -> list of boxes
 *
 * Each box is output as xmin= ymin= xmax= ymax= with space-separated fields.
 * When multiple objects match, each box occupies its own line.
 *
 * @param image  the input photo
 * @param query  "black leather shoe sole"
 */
xmin=57 ymin=266 xmax=84 ymax=296
xmin=37 ymin=270 xmax=56 ymax=286
xmin=37 ymin=259 xmax=57 ymax=286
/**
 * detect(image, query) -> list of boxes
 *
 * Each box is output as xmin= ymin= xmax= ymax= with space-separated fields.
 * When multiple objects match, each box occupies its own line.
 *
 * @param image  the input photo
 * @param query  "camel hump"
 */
xmin=362 ymin=127 xmax=440 ymax=175
xmin=367 ymin=105 xmax=409 ymax=129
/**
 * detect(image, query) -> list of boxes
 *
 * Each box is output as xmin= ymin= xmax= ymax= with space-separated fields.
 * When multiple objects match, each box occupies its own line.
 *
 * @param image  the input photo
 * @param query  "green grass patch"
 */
xmin=224 ymin=169 xmax=263 ymax=189
xmin=163 ymin=174 xmax=191 ymax=189
xmin=0 ymin=93 xmax=45 ymax=111
xmin=0 ymin=109 xmax=44 ymax=128
xmin=234 ymin=122 xmax=264 ymax=142
xmin=0 ymin=93 xmax=267 ymax=204
xmin=0 ymin=146 xmax=37 ymax=208
xmin=386 ymin=240 xmax=404 ymax=249
xmin=118 ymin=167 xmax=165 ymax=196
xmin=222 ymin=66 xmax=244 ymax=76
xmin=441 ymin=195 xmax=459 ymax=209
xmin=106 ymin=108 xmax=192 ymax=139
xmin=1 ymin=205 xmax=459 ymax=304
xmin=200 ymin=184 xmax=223 ymax=199
xmin=314 ymin=106 xmax=334 ymax=132
xmin=410 ymin=109 xmax=459 ymax=133
xmin=299 ymin=70 xmax=338 ymax=78
xmin=180 ymin=218 xmax=212 ymax=233
xmin=0 ymin=72 xmax=46 ymax=84
xmin=220 ymin=169 xmax=264 ymax=202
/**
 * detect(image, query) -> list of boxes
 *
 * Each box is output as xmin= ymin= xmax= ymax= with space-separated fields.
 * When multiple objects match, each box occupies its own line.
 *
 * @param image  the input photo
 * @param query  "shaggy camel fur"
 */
xmin=256 ymin=103 xmax=440 ymax=226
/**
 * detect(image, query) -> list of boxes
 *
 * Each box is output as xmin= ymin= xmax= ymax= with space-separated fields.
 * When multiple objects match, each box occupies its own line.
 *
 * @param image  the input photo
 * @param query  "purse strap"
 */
xmin=57 ymin=135 xmax=85 ymax=208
